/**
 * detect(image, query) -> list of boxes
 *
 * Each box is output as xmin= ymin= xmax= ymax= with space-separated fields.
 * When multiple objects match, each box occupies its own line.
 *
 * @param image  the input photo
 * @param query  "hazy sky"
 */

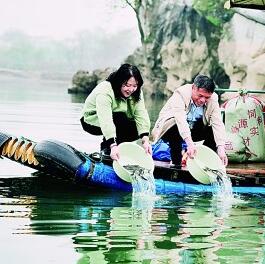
xmin=0 ymin=0 xmax=138 ymax=40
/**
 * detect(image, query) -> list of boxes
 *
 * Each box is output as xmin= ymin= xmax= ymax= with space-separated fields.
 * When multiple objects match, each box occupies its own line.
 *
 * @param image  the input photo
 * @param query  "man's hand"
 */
xmin=217 ymin=145 xmax=228 ymax=167
xmin=185 ymin=137 xmax=196 ymax=159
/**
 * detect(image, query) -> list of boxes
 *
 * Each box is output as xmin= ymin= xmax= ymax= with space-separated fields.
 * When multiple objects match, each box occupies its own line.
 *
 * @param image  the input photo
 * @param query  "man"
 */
xmin=152 ymin=75 xmax=228 ymax=167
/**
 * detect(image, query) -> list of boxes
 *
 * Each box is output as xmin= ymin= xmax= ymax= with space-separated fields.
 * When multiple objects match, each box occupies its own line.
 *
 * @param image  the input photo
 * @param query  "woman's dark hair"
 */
xmin=106 ymin=63 xmax=143 ymax=101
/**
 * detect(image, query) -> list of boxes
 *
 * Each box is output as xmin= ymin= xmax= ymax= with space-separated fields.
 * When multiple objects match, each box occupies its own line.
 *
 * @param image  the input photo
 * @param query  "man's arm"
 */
xmin=209 ymin=95 xmax=228 ymax=166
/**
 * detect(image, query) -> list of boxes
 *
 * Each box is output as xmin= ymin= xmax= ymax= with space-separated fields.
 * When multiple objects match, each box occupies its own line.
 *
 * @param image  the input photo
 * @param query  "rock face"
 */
xmin=68 ymin=68 xmax=114 ymax=94
xmin=128 ymin=1 xmax=265 ymax=97
xmin=70 ymin=2 xmax=265 ymax=98
xmin=218 ymin=10 xmax=265 ymax=97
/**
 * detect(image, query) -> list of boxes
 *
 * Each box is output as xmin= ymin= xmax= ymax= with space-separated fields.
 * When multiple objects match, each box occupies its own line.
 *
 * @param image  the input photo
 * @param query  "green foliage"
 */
xmin=192 ymin=0 xmax=234 ymax=27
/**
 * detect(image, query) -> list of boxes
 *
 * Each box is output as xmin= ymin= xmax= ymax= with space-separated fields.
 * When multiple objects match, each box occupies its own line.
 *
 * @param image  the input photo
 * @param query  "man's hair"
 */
xmin=106 ymin=63 xmax=143 ymax=101
xmin=193 ymin=75 xmax=215 ymax=93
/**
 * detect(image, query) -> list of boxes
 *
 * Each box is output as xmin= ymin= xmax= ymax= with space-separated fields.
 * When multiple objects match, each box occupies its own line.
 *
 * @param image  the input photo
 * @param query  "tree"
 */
xmin=192 ymin=0 xmax=234 ymax=26
xmin=123 ymin=0 xmax=145 ymax=44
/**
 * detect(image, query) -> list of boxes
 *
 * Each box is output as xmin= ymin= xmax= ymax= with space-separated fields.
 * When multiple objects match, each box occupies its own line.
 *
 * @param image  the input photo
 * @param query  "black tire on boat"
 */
xmin=0 ymin=131 xmax=12 ymax=150
xmin=34 ymin=139 xmax=85 ymax=177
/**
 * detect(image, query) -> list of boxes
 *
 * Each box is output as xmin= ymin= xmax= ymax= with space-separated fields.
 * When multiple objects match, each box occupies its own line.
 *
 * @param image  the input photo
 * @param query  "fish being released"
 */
xmin=123 ymin=164 xmax=156 ymax=196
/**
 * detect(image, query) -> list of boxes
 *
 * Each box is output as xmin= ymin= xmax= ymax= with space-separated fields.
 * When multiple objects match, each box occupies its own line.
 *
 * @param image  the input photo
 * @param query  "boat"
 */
xmin=1 ymin=130 xmax=265 ymax=195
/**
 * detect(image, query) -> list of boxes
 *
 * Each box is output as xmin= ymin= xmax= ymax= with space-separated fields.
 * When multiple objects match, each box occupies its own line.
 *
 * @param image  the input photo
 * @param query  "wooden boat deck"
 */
xmin=154 ymin=161 xmax=265 ymax=187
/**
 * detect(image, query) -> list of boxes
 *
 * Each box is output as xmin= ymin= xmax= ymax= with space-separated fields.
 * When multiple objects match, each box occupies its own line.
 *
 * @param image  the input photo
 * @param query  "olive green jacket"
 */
xmin=151 ymin=84 xmax=226 ymax=147
xmin=81 ymin=81 xmax=150 ymax=140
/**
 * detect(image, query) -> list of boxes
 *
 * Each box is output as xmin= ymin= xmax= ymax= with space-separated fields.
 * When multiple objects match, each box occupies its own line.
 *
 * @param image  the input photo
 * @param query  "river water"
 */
xmin=0 ymin=75 xmax=265 ymax=263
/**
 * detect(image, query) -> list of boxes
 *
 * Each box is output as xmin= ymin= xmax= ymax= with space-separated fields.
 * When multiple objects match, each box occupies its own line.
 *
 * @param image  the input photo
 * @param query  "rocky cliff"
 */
xmin=128 ymin=1 xmax=265 ymax=97
xmin=70 ymin=1 xmax=265 ymax=98
xmin=218 ymin=9 xmax=265 ymax=95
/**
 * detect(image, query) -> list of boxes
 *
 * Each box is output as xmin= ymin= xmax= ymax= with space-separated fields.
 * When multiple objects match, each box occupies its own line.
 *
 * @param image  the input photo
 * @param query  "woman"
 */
xmin=80 ymin=63 xmax=152 ymax=161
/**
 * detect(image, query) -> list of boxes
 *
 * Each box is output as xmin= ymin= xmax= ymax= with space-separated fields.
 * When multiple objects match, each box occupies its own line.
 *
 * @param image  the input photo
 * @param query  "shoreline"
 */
xmin=0 ymin=68 xmax=73 ymax=82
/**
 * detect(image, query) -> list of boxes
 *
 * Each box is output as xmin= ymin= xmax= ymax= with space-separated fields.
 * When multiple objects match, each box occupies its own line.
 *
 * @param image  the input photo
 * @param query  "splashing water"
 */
xmin=123 ymin=165 xmax=156 ymax=196
xmin=123 ymin=164 xmax=158 ymax=210
xmin=209 ymin=170 xmax=233 ymax=198
xmin=204 ymin=167 xmax=243 ymax=217
xmin=200 ymin=166 xmax=232 ymax=197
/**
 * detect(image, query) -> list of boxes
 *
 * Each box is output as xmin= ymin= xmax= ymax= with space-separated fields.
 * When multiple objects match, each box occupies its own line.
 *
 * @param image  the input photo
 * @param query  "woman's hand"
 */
xmin=142 ymin=136 xmax=152 ymax=155
xmin=217 ymin=145 xmax=228 ymax=167
xmin=110 ymin=144 xmax=120 ymax=161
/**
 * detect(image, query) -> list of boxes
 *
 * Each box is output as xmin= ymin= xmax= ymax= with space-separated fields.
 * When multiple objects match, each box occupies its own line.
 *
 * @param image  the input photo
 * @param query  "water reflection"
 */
xmin=73 ymin=205 xmax=169 ymax=263
xmin=176 ymin=195 xmax=265 ymax=263
xmin=1 ymin=175 xmax=265 ymax=263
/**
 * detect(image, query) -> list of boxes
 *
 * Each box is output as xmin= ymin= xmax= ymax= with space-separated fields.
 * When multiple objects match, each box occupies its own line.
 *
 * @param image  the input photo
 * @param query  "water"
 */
xmin=203 ymin=167 xmax=234 ymax=199
xmin=1 ymin=75 xmax=265 ymax=263
xmin=124 ymin=164 xmax=158 ymax=212
xmin=212 ymin=173 xmax=233 ymax=198
xmin=202 ymin=166 xmax=237 ymax=218
xmin=123 ymin=164 xmax=156 ymax=195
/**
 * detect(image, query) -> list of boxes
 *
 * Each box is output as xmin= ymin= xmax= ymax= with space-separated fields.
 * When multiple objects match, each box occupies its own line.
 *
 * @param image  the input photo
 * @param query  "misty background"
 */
xmin=0 ymin=0 xmax=140 ymax=76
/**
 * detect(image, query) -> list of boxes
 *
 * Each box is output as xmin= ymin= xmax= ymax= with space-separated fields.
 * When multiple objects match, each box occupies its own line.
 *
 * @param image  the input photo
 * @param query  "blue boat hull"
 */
xmin=76 ymin=159 xmax=265 ymax=195
xmin=1 ymin=131 xmax=265 ymax=195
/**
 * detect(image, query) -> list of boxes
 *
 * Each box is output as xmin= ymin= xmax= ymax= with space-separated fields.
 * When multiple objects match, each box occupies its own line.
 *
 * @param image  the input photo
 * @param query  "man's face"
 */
xmin=191 ymin=84 xmax=213 ymax=106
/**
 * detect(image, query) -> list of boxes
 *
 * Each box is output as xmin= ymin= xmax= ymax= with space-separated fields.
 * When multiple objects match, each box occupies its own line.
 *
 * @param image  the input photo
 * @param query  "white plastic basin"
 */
xmin=186 ymin=145 xmax=225 ymax=184
xmin=113 ymin=142 xmax=154 ymax=182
